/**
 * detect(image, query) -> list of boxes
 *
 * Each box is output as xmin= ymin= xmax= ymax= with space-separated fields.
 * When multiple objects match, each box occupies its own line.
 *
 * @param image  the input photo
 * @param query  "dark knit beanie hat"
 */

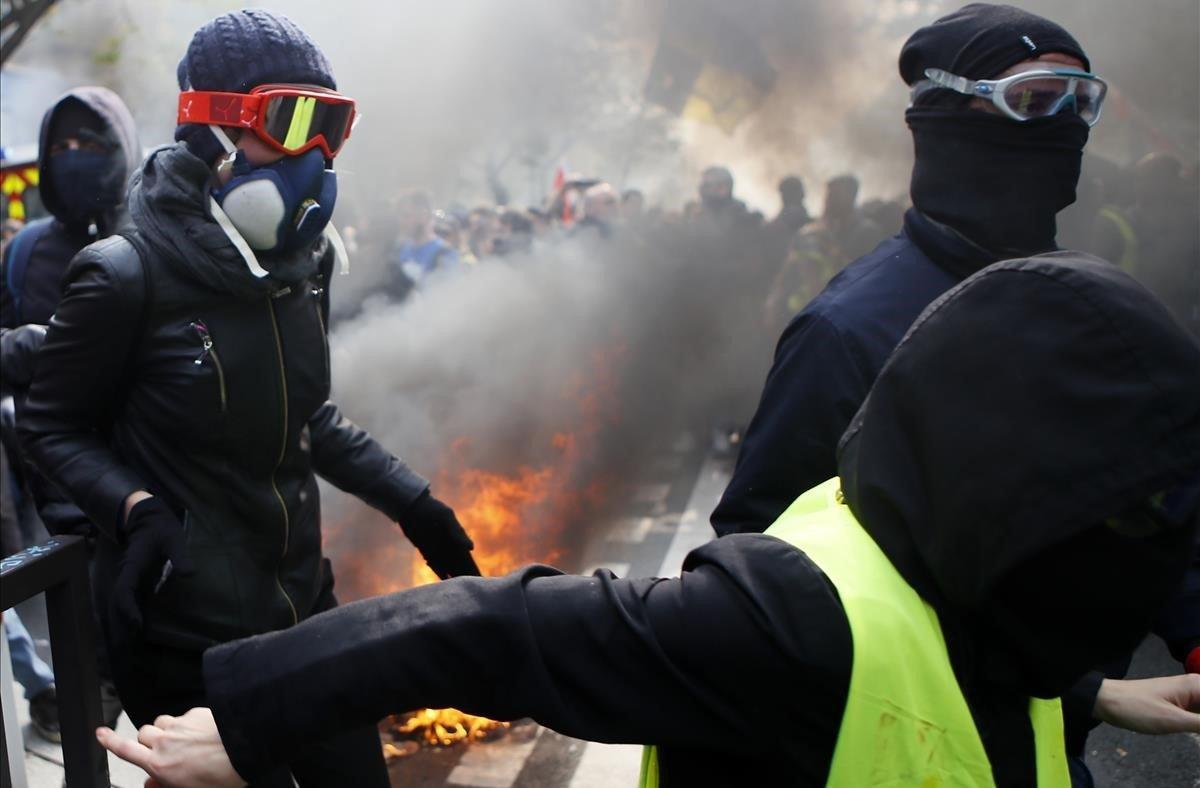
xmin=899 ymin=3 xmax=1089 ymax=87
xmin=175 ymin=9 xmax=336 ymax=162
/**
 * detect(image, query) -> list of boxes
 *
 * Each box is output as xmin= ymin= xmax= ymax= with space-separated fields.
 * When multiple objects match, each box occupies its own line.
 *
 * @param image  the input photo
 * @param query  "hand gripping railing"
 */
xmin=1 ymin=536 xmax=109 ymax=787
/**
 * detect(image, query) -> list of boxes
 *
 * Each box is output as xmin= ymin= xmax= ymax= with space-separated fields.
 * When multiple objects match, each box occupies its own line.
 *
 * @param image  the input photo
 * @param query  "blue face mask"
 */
xmin=211 ymin=147 xmax=336 ymax=255
xmin=49 ymin=149 xmax=124 ymax=225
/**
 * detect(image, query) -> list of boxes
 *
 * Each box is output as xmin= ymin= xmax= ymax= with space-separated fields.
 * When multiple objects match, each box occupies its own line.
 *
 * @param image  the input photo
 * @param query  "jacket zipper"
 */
xmin=191 ymin=321 xmax=228 ymax=414
xmin=265 ymin=297 xmax=299 ymax=625
xmin=311 ymin=286 xmax=329 ymax=384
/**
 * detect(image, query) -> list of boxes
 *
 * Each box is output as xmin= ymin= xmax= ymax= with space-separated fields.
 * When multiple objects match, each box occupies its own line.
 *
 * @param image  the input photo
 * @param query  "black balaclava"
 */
xmin=900 ymin=3 xmax=1092 ymax=258
xmin=44 ymin=99 xmax=124 ymax=228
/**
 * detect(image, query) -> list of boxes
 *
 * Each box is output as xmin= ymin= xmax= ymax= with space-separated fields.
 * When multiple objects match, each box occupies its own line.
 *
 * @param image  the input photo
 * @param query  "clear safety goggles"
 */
xmin=178 ymin=84 xmax=357 ymax=158
xmin=913 ymin=67 xmax=1108 ymax=127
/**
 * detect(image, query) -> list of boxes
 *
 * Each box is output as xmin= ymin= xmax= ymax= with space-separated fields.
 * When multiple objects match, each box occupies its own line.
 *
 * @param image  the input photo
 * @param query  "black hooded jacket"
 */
xmin=0 ymin=87 xmax=140 ymax=329
xmin=201 ymin=254 xmax=1199 ymax=787
xmin=0 ymin=88 xmax=141 ymax=536
xmin=19 ymin=142 xmax=434 ymax=649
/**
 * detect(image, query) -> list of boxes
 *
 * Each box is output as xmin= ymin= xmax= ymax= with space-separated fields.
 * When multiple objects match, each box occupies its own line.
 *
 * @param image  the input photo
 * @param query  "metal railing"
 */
xmin=1 ymin=535 xmax=109 ymax=788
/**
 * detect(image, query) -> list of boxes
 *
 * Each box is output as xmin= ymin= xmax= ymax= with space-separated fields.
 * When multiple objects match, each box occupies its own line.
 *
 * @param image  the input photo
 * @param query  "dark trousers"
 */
xmin=96 ymin=551 xmax=389 ymax=788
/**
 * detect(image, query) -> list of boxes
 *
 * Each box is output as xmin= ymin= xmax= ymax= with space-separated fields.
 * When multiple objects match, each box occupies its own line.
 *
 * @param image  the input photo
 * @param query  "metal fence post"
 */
xmin=1 ymin=536 xmax=109 ymax=787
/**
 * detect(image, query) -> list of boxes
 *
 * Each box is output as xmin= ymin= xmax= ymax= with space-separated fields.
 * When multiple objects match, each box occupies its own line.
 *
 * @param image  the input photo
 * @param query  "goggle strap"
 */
xmin=323 ymin=221 xmax=351 ymax=276
xmin=209 ymin=124 xmax=238 ymax=155
xmin=924 ymin=68 xmax=974 ymax=96
xmin=209 ymin=194 xmax=270 ymax=279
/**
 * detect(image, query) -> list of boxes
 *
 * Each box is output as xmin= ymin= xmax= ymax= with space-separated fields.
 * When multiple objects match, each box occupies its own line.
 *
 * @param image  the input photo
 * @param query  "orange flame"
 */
xmin=339 ymin=343 xmax=629 ymax=752
xmin=388 ymin=707 xmax=511 ymax=749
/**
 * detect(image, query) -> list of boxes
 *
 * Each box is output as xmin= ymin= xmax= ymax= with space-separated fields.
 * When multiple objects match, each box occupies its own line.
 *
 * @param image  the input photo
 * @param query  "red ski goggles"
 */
xmin=177 ymin=84 xmax=357 ymax=158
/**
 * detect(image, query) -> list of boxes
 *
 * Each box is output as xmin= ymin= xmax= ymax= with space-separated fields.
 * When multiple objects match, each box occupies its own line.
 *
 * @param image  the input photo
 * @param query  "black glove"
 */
xmin=110 ymin=497 xmax=193 ymax=647
xmin=397 ymin=491 xmax=480 ymax=579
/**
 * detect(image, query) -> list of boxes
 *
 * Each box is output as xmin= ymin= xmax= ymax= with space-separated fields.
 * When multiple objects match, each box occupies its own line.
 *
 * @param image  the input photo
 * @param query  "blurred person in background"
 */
xmin=571 ymin=181 xmax=619 ymax=241
xmin=692 ymin=165 xmax=759 ymax=233
xmin=494 ymin=208 xmax=535 ymax=256
xmin=1093 ymin=153 xmax=1199 ymax=336
xmin=763 ymin=174 xmax=881 ymax=332
xmin=468 ymin=205 xmax=500 ymax=259
xmin=387 ymin=190 xmax=461 ymax=299
xmin=762 ymin=175 xmax=811 ymax=273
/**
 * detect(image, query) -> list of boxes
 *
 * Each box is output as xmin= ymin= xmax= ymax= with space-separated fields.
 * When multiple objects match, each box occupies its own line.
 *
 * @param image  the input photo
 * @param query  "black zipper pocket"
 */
xmin=190 ymin=320 xmax=228 ymax=414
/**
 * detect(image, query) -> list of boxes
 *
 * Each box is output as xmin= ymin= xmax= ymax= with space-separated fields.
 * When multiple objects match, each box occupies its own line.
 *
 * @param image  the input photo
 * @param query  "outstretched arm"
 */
xmin=100 ymin=535 xmax=851 ymax=786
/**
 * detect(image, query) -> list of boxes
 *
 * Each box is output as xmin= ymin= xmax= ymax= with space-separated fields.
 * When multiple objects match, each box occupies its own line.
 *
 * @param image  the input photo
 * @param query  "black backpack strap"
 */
xmin=109 ymin=231 xmax=154 ymax=322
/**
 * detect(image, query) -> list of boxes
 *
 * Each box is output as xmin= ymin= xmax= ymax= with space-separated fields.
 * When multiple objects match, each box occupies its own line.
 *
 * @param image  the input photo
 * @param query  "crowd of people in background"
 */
xmin=317 ymin=151 xmax=1200 ymax=341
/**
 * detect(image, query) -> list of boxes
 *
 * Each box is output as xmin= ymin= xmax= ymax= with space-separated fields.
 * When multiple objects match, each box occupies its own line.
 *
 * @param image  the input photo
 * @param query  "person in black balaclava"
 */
xmin=0 ymin=88 xmax=139 ymax=330
xmin=708 ymin=6 xmax=1197 ymax=784
xmin=714 ymin=2 xmax=1096 ymax=535
xmin=96 ymin=252 xmax=1200 ymax=788
xmin=898 ymin=5 xmax=1092 ymax=262
xmin=0 ymin=87 xmax=140 ymax=736
xmin=19 ymin=11 xmax=480 ymax=787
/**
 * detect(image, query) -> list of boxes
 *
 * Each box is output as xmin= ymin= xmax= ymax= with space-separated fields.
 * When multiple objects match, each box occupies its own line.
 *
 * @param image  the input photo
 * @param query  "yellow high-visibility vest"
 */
xmin=639 ymin=479 xmax=1069 ymax=787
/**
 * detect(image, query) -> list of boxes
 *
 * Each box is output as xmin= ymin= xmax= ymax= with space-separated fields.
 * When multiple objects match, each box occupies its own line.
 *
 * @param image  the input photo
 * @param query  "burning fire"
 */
xmin=332 ymin=343 xmax=628 ymax=753
xmin=389 ymin=708 xmax=511 ymax=748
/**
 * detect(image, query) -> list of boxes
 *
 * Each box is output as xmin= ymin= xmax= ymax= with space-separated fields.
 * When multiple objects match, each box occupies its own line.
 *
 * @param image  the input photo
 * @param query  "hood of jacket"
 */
xmin=126 ymin=142 xmax=323 ymax=307
xmin=837 ymin=251 xmax=1200 ymax=696
xmin=37 ymin=87 xmax=140 ymax=230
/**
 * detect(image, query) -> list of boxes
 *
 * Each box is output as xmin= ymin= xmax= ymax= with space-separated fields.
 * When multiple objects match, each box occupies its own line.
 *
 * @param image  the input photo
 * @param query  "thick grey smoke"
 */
xmin=5 ymin=0 xmax=1196 ymax=595
xmin=320 ymin=222 xmax=776 ymax=597
xmin=8 ymin=1 xmax=1195 ymax=209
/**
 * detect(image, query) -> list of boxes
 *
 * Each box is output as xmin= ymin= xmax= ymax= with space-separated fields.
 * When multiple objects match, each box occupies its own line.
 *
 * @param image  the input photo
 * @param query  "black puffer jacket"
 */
xmin=20 ymin=142 xmax=443 ymax=648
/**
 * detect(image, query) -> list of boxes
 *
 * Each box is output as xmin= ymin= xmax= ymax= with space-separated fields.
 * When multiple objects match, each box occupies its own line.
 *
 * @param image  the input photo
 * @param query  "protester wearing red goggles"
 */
xmin=178 ymin=84 xmax=356 ymax=159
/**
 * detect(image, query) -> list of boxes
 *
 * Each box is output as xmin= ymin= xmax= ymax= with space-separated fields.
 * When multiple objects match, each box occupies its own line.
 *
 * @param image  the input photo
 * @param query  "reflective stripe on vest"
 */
xmin=638 ymin=478 xmax=1069 ymax=788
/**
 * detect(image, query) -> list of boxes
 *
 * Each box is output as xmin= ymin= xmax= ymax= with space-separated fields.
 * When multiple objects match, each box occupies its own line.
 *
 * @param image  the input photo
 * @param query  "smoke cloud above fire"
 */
xmin=5 ymin=0 xmax=1196 ymax=594
xmin=10 ymin=1 xmax=1195 ymax=213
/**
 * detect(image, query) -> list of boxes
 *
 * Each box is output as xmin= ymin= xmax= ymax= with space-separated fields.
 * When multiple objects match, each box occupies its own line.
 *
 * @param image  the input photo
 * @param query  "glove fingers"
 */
xmin=110 ymin=562 xmax=145 ymax=635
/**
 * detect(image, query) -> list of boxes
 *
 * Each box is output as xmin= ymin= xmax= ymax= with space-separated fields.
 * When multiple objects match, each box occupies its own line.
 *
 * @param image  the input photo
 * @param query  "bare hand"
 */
xmin=97 ymin=708 xmax=245 ymax=788
xmin=1093 ymin=675 xmax=1200 ymax=735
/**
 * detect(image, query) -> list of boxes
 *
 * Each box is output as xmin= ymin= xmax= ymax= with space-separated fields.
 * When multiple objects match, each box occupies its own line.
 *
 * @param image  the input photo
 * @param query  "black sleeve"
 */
xmin=307 ymin=401 xmax=430 ymax=518
xmin=203 ymin=534 xmax=851 ymax=782
xmin=17 ymin=243 xmax=148 ymax=540
xmin=711 ymin=312 xmax=870 ymax=536
xmin=1061 ymin=670 xmax=1104 ymax=755
xmin=0 ymin=324 xmax=47 ymax=389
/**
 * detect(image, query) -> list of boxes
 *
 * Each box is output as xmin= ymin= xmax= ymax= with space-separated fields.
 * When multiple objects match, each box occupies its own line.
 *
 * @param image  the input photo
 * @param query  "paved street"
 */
xmin=7 ymin=436 xmax=1199 ymax=787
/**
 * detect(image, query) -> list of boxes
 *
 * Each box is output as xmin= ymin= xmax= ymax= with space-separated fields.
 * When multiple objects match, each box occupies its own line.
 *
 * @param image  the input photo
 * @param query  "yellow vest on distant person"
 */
xmin=638 ymin=478 xmax=1069 ymax=787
